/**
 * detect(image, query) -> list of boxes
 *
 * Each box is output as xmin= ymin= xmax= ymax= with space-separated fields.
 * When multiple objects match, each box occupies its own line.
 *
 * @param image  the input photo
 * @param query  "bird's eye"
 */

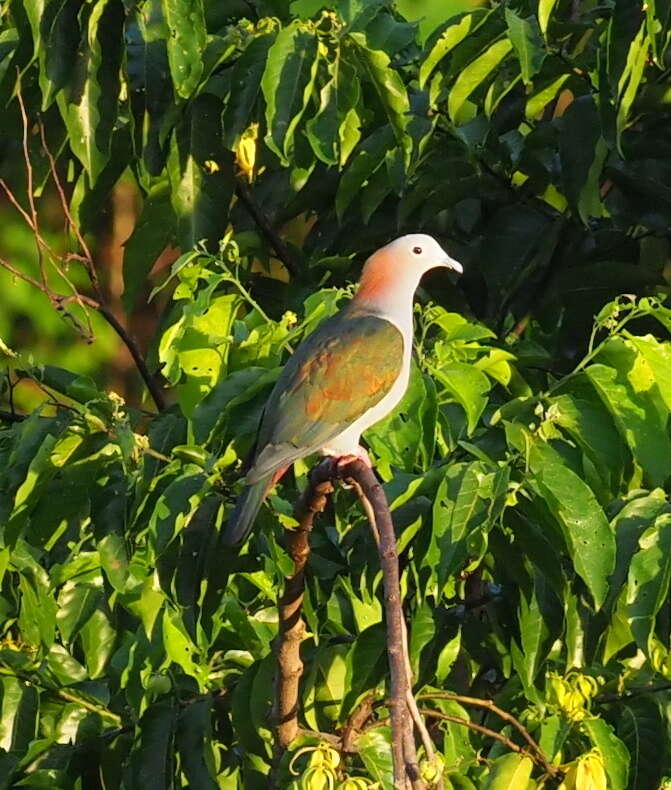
xmin=412 ymin=246 xmax=422 ymax=255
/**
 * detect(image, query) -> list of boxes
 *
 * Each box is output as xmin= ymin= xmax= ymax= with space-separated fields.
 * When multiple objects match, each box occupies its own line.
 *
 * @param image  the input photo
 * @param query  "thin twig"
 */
xmin=416 ymin=692 xmax=557 ymax=778
xmin=235 ymin=180 xmax=299 ymax=277
xmin=38 ymin=121 xmax=99 ymax=295
xmin=0 ymin=410 xmax=25 ymax=423
xmin=342 ymin=692 xmax=378 ymax=753
xmin=417 ymin=708 xmax=544 ymax=768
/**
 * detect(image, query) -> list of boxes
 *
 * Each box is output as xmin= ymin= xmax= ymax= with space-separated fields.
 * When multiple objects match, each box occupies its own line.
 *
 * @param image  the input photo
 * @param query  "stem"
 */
xmin=417 ymin=709 xmax=547 ymax=770
xmin=417 ymin=692 xmax=558 ymax=778
xmin=234 ymin=181 xmax=299 ymax=277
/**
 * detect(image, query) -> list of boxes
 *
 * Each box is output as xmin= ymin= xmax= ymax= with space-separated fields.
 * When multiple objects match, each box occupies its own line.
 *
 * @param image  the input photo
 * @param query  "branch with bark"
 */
xmin=274 ymin=457 xmax=428 ymax=790
xmin=0 ymin=77 xmax=166 ymax=412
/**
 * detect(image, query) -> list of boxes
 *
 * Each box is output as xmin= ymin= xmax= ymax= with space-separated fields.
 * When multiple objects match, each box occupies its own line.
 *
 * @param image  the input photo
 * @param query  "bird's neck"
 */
xmin=352 ymin=266 xmax=417 ymax=337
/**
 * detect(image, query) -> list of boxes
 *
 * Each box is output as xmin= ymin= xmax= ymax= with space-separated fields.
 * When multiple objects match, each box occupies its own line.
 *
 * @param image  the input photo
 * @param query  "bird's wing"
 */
xmin=246 ymin=310 xmax=404 ymax=483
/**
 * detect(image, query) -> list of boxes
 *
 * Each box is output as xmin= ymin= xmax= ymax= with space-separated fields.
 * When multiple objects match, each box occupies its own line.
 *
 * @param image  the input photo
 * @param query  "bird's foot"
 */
xmin=333 ymin=447 xmax=372 ymax=484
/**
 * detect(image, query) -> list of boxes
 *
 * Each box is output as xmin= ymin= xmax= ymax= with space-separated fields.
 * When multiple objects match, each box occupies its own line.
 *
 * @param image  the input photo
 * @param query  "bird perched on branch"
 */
xmin=225 ymin=234 xmax=463 ymax=544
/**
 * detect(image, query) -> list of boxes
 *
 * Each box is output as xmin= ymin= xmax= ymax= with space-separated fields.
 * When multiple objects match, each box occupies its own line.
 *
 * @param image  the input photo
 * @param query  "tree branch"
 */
xmin=235 ymin=180 xmax=299 ymax=277
xmin=417 ymin=708 xmax=554 ymax=774
xmin=275 ymin=458 xmax=426 ymax=789
xmin=275 ymin=463 xmax=334 ymax=749
xmin=417 ymin=692 xmax=558 ymax=779
xmin=338 ymin=458 xmax=423 ymax=790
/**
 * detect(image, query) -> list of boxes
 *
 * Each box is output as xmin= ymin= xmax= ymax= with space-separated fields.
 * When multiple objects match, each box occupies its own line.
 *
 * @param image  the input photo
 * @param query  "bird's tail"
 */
xmin=224 ymin=466 xmax=287 ymax=545
xmin=225 ymin=477 xmax=271 ymax=545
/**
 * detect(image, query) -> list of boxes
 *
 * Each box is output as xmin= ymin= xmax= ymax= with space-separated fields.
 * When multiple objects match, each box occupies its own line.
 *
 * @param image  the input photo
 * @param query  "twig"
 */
xmin=342 ymin=692 xmax=378 ymax=753
xmin=417 ymin=708 xmax=545 ymax=769
xmin=0 ymin=410 xmax=25 ymax=423
xmin=275 ymin=462 xmax=334 ymax=749
xmin=38 ymin=121 xmax=99 ymax=295
xmin=235 ymin=180 xmax=299 ymax=277
xmin=93 ymin=302 xmax=166 ymax=411
xmin=416 ymin=692 xmax=557 ymax=778
xmin=339 ymin=458 xmax=423 ymax=790
xmin=0 ymin=87 xmax=167 ymax=412
xmin=596 ymin=681 xmax=671 ymax=704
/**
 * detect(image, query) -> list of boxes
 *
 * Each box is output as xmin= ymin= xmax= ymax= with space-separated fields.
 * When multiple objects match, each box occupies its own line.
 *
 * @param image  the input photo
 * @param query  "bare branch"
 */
xmin=235 ymin=180 xmax=299 ymax=277
xmin=339 ymin=458 xmax=424 ymax=790
xmin=416 ymin=692 xmax=558 ymax=778
xmin=275 ymin=463 xmax=334 ymax=749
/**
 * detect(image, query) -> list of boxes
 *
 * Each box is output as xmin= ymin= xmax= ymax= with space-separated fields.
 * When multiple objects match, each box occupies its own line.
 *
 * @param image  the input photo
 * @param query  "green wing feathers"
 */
xmin=247 ymin=310 xmax=404 ymax=482
xmin=225 ymin=309 xmax=403 ymax=543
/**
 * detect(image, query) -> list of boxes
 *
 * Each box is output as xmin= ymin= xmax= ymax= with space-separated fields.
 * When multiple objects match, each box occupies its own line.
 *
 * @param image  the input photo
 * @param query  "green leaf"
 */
xmin=525 ymin=73 xmax=570 ymax=119
xmin=356 ymin=727 xmax=393 ymax=787
xmin=25 ymin=0 xmax=80 ymax=109
xmin=626 ymin=513 xmax=671 ymax=654
xmin=504 ymin=9 xmax=545 ymax=85
xmin=448 ymin=38 xmax=512 ymax=124
xmin=435 ymin=628 xmax=461 ymax=685
xmin=608 ymin=489 xmax=668 ymax=606
xmin=222 ymin=33 xmax=276 ymax=149
xmin=617 ymin=697 xmax=666 ymax=790
xmin=527 ymin=437 xmax=614 ymax=609
xmin=431 ymin=361 xmax=490 ymax=435
xmin=511 ymin=574 xmax=551 ymax=701
xmin=483 ymin=753 xmax=534 ymax=790
xmin=426 ymin=462 xmax=505 ymax=590
xmin=583 ymin=717 xmax=630 ymax=790
xmin=148 ymin=472 xmax=207 ymax=557
xmin=306 ymin=55 xmax=360 ymax=166
xmin=79 ymin=607 xmax=116 ymax=677
xmin=335 ymin=125 xmax=394 ymax=219
xmin=176 ymin=698 xmax=218 ymax=790
xmin=616 ymin=23 xmax=649 ymax=150
xmin=126 ymin=0 xmax=174 ymax=176
xmin=167 ymin=93 xmax=234 ymax=250
xmin=586 ymin=338 xmax=671 ymax=488
xmin=162 ymin=607 xmax=207 ymax=687
xmin=56 ymin=0 xmax=123 ymax=182
xmin=560 ymin=95 xmax=607 ymax=223
xmin=128 ymin=698 xmax=177 ymax=787
xmin=626 ymin=333 xmax=671 ymax=412
xmin=0 ymin=677 xmax=38 ymax=753
xmin=342 ymin=623 xmax=386 ymax=716
xmin=261 ymin=21 xmax=319 ymax=165
xmin=349 ymin=32 xmax=411 ymax=164
xmin=161 ymin=0 xmax=205 ymax=99
xmin=551 ymin=389 xmax=627 ymax=496
xmin=419 ymin=13 xmax=479 ymax=89
xmin=122 ymin=180 xmax=175 ymax=312
xmin=538 ymin=0 xmax=560 ymax=37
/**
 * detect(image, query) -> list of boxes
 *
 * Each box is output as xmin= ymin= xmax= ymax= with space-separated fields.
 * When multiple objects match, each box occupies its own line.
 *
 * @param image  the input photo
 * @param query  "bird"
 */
xmin=225 ymin=233 xmax=463 ymax=544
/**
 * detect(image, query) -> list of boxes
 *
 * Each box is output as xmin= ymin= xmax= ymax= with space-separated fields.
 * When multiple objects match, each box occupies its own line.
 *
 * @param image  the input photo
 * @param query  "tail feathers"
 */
xmin=225 ymin=465 xmax=288 ymax=545
xmin=225 ymin=477 xmax=271 ymax=545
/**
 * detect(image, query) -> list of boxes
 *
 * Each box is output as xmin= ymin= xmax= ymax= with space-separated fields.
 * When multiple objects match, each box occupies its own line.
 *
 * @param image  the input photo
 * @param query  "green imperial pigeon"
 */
xmin=226 ymin=234 xmax=463 ymax=544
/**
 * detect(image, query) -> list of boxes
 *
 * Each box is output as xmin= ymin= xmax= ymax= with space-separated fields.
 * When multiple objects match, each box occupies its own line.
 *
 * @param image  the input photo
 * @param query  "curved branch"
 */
xmin=235 ymin=181 xmax=299 ymax=277
xmin=338 ymin=458 xmax=423 ymax=790
xmin=275 ymin=462 xmax=334 ymax=749
xmin=416 ymin=692 xmax=557 ymax=778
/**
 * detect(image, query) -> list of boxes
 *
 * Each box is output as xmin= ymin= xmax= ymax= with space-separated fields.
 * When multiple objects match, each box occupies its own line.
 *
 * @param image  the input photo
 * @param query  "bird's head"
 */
xmin=356 ymin=233 xmax=463 ymax=307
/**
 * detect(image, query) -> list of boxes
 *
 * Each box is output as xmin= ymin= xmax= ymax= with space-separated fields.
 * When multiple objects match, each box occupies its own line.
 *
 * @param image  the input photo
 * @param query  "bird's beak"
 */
xmin=441 ymin=256 xmax=463 ymax=275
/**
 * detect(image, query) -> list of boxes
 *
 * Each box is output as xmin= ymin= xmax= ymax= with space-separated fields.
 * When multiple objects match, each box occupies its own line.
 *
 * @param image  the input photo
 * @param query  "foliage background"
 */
xmin=2 ymin=0 xmax=671 ymax=787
